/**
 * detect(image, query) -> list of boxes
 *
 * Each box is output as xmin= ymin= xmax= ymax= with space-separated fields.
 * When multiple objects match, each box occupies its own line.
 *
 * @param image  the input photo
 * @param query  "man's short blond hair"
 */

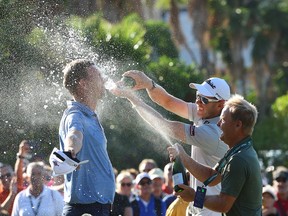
xmin=224 ymin=94 xmax=258 ymax=135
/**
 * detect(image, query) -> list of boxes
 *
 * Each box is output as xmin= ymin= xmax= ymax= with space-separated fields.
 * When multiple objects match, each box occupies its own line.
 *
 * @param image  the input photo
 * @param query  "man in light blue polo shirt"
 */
xmin=59 ymin=59 xmax=115 ymax=216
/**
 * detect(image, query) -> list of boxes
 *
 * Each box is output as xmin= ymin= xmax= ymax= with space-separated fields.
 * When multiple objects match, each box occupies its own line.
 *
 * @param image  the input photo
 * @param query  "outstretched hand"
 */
xmin=123 ymin=70 xmax=152 ymax=90
xmin=174 ymin=184 xmax=196 ymax=202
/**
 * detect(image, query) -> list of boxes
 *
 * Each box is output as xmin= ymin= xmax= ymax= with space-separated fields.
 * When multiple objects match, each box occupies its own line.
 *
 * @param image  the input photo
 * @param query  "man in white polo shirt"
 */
xmin=111 ymin=71 xmax=230 ymax=216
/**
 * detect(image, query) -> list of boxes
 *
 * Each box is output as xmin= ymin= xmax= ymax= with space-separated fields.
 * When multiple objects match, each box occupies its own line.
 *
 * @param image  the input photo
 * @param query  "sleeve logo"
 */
xmin=190 ymin=125 xmax=195 ymax=136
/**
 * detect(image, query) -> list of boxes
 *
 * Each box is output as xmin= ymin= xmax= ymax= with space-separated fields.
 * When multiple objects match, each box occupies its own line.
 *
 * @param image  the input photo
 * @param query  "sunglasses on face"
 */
xmin=139 ymin=180 xmax=152 ymax=186
xmin=121 ymin=182 xmax=132 ymax=187
xmin=0 ymin=173 xmax=12 ymax=180
xmin=196 ymin=93 xmax=219 ymax=105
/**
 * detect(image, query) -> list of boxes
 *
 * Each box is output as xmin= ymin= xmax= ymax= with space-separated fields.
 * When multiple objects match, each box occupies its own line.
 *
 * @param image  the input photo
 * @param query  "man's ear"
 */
xmin=78 ymin=79 xmax=86 ymax=87
xmin=236 ymin=120 xmax=243 ymax=128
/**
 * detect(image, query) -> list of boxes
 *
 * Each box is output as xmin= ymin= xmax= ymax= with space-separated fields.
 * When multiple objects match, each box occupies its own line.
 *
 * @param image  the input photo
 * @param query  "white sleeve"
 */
xmin=184 ymin=123 xmax=227 ymax=158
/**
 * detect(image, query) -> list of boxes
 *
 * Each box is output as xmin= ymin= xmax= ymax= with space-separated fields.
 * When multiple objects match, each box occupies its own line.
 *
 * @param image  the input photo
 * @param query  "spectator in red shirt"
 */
xmin=0 ymin=140 xmax=30 ymax=215
xmin=273 ymin=166 xmax=288 ymax=216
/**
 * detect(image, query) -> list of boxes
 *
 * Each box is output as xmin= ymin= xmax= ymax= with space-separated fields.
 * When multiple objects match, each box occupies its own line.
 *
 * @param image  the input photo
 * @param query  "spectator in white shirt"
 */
xmin=12 ymin=162 xmax=64 ymax=216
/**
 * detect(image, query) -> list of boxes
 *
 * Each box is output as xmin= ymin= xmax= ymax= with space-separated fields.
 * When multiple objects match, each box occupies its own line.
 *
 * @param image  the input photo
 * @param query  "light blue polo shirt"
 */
xmin=59 ymin=101 xmax=115 ymax=204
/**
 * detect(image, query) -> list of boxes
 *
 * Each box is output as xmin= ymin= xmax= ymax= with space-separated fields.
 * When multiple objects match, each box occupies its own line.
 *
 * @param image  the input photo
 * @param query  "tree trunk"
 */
xmin=229 ymin=33 xmax=246 ymax=96
xmin=68 ymin=0 xmax=97 ymax=16
xmin=169 ymin=0 xmax=198 ymax=63
xmin=187 ymin=0 xmax=214 ymax=75
xmin=251 ymin=31 xmax=280 ymax=118
xmin=97 ymin=0 xmax=143 ymax=23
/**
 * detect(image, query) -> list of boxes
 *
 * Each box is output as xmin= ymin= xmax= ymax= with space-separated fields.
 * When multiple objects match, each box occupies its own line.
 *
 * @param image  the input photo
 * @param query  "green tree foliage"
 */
xmin=144 ymin=20 xmax=179 ymax=60
xmin=147 ymin=56 xmax=203 ymax=102
xmin=67 ymin=13 xmax=152 ymax=65
xmin=0 ymin=3 xmax=197 ymax=169
xmin=1 ymin=0 xmax=288 ymax=170
xmin=272 ymin=94 xmax=288 ymax=127
xmin=254 ymin=93 xmax=288 ymax=167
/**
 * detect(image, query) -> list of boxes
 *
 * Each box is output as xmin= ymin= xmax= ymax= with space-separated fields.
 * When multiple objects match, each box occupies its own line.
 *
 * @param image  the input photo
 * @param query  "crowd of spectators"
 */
xmin=1 ymin=139 xmax=287 ymax=216
xmin=0 ymin=141 xmax=178 ymax=216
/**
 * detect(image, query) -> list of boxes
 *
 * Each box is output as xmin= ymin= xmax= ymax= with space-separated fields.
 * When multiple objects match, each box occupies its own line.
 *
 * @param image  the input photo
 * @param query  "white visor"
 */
xmin=49 ymin=147 xmax=89 ymax=176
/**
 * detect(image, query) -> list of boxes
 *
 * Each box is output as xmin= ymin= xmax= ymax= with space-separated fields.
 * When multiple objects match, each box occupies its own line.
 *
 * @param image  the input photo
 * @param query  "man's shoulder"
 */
xmin=63 ymin=107 xmax=86 ymax=121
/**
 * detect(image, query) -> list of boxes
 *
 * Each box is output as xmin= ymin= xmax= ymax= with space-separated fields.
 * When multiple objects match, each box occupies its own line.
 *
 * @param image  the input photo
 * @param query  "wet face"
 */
xmin=84 ymin=65 xmax=105 ymax=99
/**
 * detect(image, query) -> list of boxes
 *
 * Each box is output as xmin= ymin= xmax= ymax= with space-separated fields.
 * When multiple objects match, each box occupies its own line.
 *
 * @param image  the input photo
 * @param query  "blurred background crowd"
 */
xmin=0 ymin=139 xmax=288 ymax=216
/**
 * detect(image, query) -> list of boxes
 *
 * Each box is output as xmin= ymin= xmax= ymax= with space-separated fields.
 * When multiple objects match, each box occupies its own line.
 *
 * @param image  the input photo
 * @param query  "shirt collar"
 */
xmin=26 ymin=186 xmax=48 ymax=198
xmin=201 ymin=115 xmax=220 ymax=125
xmin=67 ymin=100 xmax=96 ymax=117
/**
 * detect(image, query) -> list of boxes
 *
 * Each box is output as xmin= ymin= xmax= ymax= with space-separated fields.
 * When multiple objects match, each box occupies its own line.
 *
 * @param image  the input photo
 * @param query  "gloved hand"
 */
xmin=49 ymin=148 xmax=89 ymax=176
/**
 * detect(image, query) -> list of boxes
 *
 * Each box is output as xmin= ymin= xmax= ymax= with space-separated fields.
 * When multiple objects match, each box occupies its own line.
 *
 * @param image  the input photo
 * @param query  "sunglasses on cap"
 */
xmin=121 ymin=182 xmax=132 ymax=187
xmin=0 ymin=173 xmax=12 ymax=180
xmin=196 ymin=92 xmax=219 ymax=105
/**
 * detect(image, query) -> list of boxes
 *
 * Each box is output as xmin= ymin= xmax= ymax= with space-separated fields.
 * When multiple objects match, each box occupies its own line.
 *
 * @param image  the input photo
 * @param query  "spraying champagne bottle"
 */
xmin=120 ymin=76 xmax=136 ymax=88
xmin=172 ymin=155 xmax=188 ymax=192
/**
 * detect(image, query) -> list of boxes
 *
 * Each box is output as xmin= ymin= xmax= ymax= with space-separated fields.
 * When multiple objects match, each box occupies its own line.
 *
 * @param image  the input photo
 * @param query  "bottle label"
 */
xmin=172 ymin=173 xmax=184 ymax=185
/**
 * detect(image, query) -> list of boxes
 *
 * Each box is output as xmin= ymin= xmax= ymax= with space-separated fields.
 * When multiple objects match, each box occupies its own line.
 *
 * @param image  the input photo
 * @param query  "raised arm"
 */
xmin=123 ymin=71 xmax=189 ymax=119
xmin=110 ymin=88 xmax=186 ymax=143
xmin=15 ymin=140 xmax=30 ymax=189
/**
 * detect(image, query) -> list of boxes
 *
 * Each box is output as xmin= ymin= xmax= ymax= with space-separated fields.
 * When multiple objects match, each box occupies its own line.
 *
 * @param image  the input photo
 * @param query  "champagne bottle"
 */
xmin=172 ymin=156 xmax=188 ymax=192
xmin=120 ymin=76 xmax=136 ymax=88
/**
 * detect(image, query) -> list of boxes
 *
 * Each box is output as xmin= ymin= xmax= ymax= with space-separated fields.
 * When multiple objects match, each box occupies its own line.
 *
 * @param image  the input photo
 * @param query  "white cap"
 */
xmin=135 ymin=172 xmax=151 ymax=185
xmin=49 ymin=147 xmax=89 ymax=176
xmin=148 ymin=168 xmax=164 ymax=180
xmin=262 ymin=184 xmax=277 ymax=200
xmin=189 ymin=77 xmax=230 ymax=100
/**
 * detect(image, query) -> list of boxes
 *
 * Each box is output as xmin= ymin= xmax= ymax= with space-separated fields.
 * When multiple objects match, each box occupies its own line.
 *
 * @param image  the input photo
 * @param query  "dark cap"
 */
xmin=273 ymin=166 xmax=288 ymax=180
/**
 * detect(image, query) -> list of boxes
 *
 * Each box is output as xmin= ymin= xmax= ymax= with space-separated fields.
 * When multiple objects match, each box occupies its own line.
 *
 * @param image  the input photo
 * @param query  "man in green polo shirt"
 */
xmin=168 ymin=94 xmax=262 ymax=216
